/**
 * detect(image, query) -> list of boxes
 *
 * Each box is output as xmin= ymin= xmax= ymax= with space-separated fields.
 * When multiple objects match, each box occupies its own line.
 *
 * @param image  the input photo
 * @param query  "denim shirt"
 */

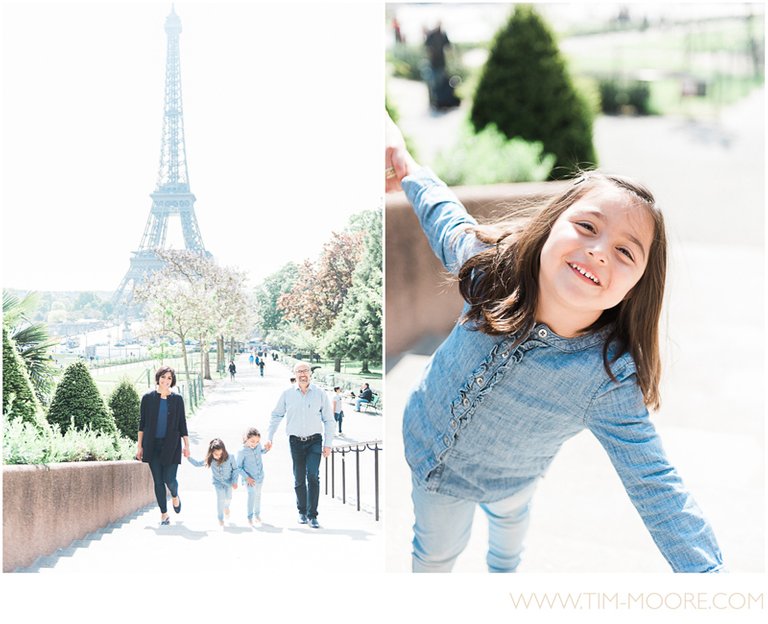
xmin=268 ymin=383 xmax=335 ymax=448
xmin=401 ymin=167 xmax=723 ymax=573
xmin=187 ymin=455 xmax=240 ymax=489
xmin=236 ymin=444 xmax=266 ymax=484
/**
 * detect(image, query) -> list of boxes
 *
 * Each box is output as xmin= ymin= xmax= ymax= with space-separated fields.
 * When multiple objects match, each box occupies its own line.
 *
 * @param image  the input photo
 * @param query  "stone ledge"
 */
xmin=3 ymin=460 xmax=155 ymax=572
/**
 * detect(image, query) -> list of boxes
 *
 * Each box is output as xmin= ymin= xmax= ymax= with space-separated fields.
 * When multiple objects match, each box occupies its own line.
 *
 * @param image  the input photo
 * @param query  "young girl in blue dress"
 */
xmin=385 ymin=114 xmax=723 ymax=573
xmin=188 ymin=438 xmax=239 ymax=527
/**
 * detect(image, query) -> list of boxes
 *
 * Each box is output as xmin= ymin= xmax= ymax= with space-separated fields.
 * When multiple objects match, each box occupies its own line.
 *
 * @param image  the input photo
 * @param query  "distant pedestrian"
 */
xmin=258 ymin=358 xmax=265 ymax=377
xmin=265 ymin=362 xmax=334 ymax=529
xmin=187 ymin=438 xmax=239 ymax=528
xmin=424 ymin=21 xmax=459 ymax=110
xmin=249 ymin=353 xmax=255 ymax=367
xmin=236 ymin=428 xmax=269 ymax=526
xmin=290 ymin=377 xmax=296 ymax=386
xmin=229 ymin=360 xmax=236 ymax=381
xmin=332 ymin=386 xmax=344 ymax=434
xmin=136 ymin=366 xmax=190 ymax=526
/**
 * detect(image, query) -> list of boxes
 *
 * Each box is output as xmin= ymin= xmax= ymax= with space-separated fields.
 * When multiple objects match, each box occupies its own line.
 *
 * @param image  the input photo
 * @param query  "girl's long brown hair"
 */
xmin=204 ymin=438 xmax=229 ymax=467
xmin=457 ymin=172 xmax=667 ymax=410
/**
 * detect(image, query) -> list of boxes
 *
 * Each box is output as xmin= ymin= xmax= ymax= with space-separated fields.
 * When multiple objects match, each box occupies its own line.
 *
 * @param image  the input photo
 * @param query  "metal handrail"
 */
xmin=323 ymin=440 xmax=382 ymax=521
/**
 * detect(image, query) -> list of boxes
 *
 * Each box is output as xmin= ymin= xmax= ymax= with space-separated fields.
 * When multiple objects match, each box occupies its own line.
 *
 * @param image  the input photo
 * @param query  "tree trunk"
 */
xmin=217 ymin=335 xmax=225 ymax=374
xmin=204 ymin=350 xmax=211 ymax=380
xmin=361 ymin=358 xmax=371 ymax=374
xmin=180 ymin=339 xmax=191 ymax=390
xmin=199 ymin=334 xmax=205 ymax=381
xmin=334 ymin=357 xmax=341 ymax=373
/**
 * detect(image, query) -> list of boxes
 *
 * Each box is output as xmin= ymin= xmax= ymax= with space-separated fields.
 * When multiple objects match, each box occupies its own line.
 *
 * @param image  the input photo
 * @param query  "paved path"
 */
xmin=17 ymin=356 xmax=384 ymax=573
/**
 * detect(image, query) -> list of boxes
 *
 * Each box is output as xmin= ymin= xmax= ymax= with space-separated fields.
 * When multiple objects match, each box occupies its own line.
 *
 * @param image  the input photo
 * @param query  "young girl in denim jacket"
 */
xmin=188 ymin=438 xmax=239 ymax=527
xmin=236 ymin=428 xmax=268 ymax=527
xmin=385 ymin=115 xmax=723 ymax=574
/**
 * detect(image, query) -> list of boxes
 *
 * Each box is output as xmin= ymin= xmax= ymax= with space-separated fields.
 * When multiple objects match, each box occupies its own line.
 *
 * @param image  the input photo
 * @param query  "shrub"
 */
xmin=2 ymin=326 xmax=46 ymax=429
xmin=108 ymin=380 xmax=141 ymax=441
xmin=598 ymin=78 xmax=654 ymax=115
xmin=434 ymin=120 xmax=555 ymax=185
xmin=46 ymin=361 xmax=117 ymax=435
xmin=470 ymin=5 xmax=597 ymax=179
xmin=3 ymin=417 xmax=51 ymax=464
xmin=3 ymin=418 xmax=136 ymax=464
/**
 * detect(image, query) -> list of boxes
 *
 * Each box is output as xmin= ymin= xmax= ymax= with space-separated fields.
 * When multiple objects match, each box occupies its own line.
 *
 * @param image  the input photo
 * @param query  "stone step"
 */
xmin=17 ymin=490 xmax=382 ymax=573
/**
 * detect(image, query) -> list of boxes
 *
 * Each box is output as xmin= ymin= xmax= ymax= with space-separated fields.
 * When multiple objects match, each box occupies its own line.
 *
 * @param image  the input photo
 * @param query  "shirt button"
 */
xmin=476 ymin=376 xmax=484 ymax=385
xmin=443 ymin=435 xmax=451 ymax=446
xmin=462 ymin=397 xmax=470 ymax=407
xmin=501 ymin=351 xmax=509 ymax=358
xmin=450 ymin=419 xmax=457 ymax=429
xmin=538 ymin=328 xmax=548 ymax=338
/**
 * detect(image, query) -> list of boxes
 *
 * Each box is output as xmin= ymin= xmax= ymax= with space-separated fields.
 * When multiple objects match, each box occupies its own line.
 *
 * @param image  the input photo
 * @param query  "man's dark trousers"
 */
xmin=289 ymin=434 xmax=322 ymax=519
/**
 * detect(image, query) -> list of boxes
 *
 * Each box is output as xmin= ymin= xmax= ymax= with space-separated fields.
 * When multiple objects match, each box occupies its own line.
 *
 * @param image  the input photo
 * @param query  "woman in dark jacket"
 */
xmin=136 ymin=366 xmax=190 ymax=525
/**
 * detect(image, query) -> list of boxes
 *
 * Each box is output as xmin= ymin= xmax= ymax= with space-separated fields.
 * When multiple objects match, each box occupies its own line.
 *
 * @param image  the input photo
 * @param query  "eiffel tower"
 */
xmin=112 ymin=5 xmax=211 ymax=313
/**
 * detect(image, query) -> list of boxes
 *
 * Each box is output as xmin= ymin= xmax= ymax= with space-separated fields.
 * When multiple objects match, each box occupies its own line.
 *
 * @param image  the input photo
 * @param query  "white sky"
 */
xmin=2 ymin=0 xmax=382 ymax=293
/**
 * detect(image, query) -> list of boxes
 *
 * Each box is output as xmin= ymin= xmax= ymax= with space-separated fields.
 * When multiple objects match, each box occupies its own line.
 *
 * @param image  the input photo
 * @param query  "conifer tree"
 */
xmin=470 ymin=5 xmax=597 ymax=178
xmin=47 ymin=361 xmax=117 ymax=435
xmin=108 ymin=380 xmax=141 ymax=441
xmin=2 ymin=326 xmax=46 ymax=428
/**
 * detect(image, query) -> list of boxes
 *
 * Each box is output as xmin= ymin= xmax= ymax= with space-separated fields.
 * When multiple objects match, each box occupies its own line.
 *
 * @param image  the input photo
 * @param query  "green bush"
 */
xmin=434 ymin=120 xmax=555 ymax=185
xmin=46 ymin=360 xmax=117 ymax=435
xmin=598 ymin=78 xmax=654 ymax=115
xmin=3 ymin=418 xmax=135 ymax=464
xmin=3 ymin=417 xmax=51 ymax=464
xmin=387 ymin=42 xmax=469 ymax=84
xmin=470 ymin=5 xmax=597 ymax=179
xmin=2 ymin=326 xmax=46 ymax=429
xmin=108 ymin=380 xmax=140 ymax=441
xmin=387 ymin=43 xmax=427 ymax=80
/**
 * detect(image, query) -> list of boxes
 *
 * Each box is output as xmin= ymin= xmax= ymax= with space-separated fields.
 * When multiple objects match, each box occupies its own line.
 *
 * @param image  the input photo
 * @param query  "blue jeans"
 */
xmin=411 ymin=476 xmax=538 ymax=573
xmin=334 ymin=411 xmax=343 ymax=433
xmin=355 ymin=398 xmax=369 ymax=411
xmin=215 ymin=485 xmax=233 ymax=522
xmin=246 ymin=481 xmax=263 ymax=519
xmin=148 ymin=445 xmax=179 ymax=514
xmin=289 ymin=434 xmax=322 ymax=519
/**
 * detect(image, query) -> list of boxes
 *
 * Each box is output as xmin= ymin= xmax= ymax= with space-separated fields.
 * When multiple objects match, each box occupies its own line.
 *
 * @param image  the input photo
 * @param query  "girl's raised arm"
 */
xmin=386 ymin=113 xmax=485 ymax=275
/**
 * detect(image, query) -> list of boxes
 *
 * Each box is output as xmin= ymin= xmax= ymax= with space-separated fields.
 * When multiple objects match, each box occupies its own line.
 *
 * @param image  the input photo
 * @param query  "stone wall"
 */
xmin=3 ymin=461 xmax=154 ymax=571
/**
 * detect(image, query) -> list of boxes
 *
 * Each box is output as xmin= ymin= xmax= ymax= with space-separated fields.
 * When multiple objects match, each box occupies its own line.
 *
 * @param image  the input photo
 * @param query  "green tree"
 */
xmin=323 ymin=210 xmax=382 ymax=374
xmin=47 ymin=361 xmax=117 ymax=435
xmin=279 ymin=231 xmax=364 ymax=335
xmin=254 ymin=262 xmax=300 ymax=341
xmin=470 ymin=4 xmax=597 ymax=179
xmin=108 ymin=380 xmax=141 ymax=441
xmin=2 ymin=326 xmax=46 ymax=429
xmin=3 ymin=290 xmax=58 ymax=404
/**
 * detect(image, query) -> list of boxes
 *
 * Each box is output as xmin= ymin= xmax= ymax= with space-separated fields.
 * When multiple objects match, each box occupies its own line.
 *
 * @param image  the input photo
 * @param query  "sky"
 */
xmin=2 ymin=0 xmax=382 ymax=293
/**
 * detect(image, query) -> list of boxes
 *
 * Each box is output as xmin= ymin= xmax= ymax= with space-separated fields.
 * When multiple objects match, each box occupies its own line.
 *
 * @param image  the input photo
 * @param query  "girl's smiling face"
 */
xmin=537 ymin=185 xmax=655 ymax=335
xmin=245 ymin=435 xmax=260 ymax=449
xmin=212 ymin=448 xmax=223 ymax=460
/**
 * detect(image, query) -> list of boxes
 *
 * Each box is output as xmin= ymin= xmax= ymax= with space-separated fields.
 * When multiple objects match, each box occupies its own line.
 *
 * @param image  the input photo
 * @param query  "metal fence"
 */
xmin=323 ymin=440 xmax=382 ymax=521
